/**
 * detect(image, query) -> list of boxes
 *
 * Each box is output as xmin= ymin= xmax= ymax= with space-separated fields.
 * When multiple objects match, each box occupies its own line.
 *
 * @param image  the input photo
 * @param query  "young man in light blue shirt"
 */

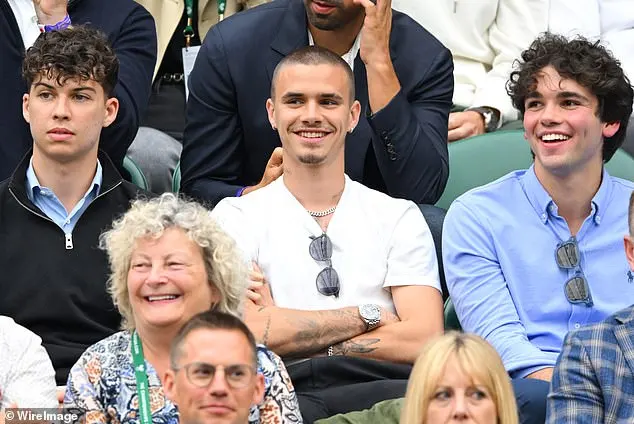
xmin=443 ymin=33 xmax=634 ymax=424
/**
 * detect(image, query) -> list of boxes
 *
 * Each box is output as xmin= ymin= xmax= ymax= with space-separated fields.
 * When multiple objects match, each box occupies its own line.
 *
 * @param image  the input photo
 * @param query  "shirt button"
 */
xmin=574 ymin=323 xmax=581 ymax=329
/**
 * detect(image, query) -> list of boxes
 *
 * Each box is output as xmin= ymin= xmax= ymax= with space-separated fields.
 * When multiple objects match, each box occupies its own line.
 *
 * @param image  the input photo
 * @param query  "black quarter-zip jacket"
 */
xmin=0 ymin=151 xmax=147 ymax=384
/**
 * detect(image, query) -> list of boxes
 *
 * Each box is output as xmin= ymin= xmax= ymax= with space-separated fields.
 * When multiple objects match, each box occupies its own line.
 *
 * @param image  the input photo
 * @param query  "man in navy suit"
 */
xmin=547 ymin=192 xmax=634 ymax=423
xmin=181 ymin=0 xmax=453 ymax=205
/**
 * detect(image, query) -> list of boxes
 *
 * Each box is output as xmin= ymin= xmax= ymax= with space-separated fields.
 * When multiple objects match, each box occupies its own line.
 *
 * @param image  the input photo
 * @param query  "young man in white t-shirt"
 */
xmin=211 ymin=45 xmax=443 ymax=423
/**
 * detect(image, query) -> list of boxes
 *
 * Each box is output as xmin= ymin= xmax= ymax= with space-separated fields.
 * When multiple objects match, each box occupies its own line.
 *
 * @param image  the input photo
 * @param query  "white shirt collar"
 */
xmin=7 ymin=0 xmax=41 ymax=50
xmin=307 ymin=30 xmax=362 ymax=72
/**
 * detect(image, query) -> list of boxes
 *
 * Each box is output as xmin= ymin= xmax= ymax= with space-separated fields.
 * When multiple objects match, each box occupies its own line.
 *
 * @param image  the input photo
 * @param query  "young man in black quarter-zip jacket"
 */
xmin=0 ymin=26 xmax=146 ymax=385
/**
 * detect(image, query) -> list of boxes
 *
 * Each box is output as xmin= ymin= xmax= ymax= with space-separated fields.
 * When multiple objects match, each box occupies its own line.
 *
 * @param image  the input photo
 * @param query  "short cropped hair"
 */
xmin=100 ymin=193 xmax=247 ymax=330
xmin=629 ymin=191 xmax=634 ymax=236
xmin=271 ymin=45 xmax=355 ymax=102
xmin=507 ymin=33 xmax=634 ymax=162
xmin=400 ymin=332 xmax=518 ymax=424
xmin=22 ymin=26 xmax=119 ymax=97
xmin=170 ymin=309 xmax=258 ymax=370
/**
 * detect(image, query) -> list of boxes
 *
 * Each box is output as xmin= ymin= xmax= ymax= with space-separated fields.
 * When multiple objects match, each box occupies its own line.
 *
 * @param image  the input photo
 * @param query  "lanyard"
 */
xmin=131 ymin=331 xmax=153 ymax=424
xmin=218 ymin=0 xmax=226 ymax=22
xmin=183 ymin=0 xmax=226 ymax=47
xmin=183 ymin=0 xmax=195 ymax=47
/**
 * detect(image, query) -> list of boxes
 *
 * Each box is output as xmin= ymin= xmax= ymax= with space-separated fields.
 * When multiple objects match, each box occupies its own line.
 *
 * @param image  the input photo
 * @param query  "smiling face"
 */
xmin=523 ymin=66 xmax=620 ymax=180
xmin=127 ymin=227 xmax=217 ymax=333
xmin=163 ymin=328 xmax=265 ymax=424
xmin=303 ymin=0 xmax=364 ymax=31
xmin=22 ymin=73 xmax=118 ymax=165
xmin=266 ymin=62 xmax=360 ymax=169
xmin=426 ymin=355 xmax=497 ymax=424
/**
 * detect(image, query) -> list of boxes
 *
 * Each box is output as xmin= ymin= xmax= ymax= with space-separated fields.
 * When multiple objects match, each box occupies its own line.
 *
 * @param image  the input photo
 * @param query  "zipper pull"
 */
xmin=65 ymin=233 xmax=73 ymax=250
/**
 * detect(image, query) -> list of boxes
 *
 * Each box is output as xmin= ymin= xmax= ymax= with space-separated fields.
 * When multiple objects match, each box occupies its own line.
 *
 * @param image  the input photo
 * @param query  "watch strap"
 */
xmin=466 ymin=106 xmax=501 ymax=133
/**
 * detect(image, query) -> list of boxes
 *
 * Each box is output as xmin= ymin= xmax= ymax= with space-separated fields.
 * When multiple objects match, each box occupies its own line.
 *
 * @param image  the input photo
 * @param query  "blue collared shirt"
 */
xmin=443 ymin=165 xmax=634 ymax=378
xmin=26 ymin=159 xmax=102 ymax=233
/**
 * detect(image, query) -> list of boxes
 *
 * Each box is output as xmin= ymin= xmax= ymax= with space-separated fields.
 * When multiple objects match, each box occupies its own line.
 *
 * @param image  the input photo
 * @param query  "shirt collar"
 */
xmin=307 ymin=30 xmax=362 ymax=71
xmin=520 ymin=164 xmax=612 ymax=225
xmin=26 ymin=157 xmax=103 ymax=202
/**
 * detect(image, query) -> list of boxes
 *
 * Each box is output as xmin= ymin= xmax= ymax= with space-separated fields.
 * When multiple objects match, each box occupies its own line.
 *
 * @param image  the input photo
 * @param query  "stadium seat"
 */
xmin=172 ymin=162 xmax=181 ymax=193
xmin=435 ymin=130 xmax=634 ymax=210
xmin=417 ymin=204 xmax=448 ymax=300
xmin=607 ymin=149 xmax=634 ymax=181
xmin=123 ymin=156 xmax=149 ymax=191
xmin=444 ymin=297 xmax=461 ymax=331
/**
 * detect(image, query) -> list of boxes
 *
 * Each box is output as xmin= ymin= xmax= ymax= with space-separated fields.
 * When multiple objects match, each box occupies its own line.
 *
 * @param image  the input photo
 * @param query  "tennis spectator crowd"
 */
xmin=1 ymin=1 xmax=634 ymax=423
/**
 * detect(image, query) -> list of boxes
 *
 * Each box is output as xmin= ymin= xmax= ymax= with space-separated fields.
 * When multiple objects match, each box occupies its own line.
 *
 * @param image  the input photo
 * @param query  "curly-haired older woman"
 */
xmin=401 ymin=332 xmax=518 ymax=424
xmin=64 ymin=193 xmax=302 ymax=423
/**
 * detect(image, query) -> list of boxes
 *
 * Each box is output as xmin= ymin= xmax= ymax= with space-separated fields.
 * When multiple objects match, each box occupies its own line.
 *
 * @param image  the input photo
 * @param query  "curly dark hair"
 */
xmin=22 ymin=26 xmax=119 ymax=97
xmin=507 ymin=33 xmax=633 ymax=162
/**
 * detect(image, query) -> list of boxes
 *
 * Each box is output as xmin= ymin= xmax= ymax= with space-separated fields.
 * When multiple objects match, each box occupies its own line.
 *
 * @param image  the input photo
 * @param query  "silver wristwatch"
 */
xmin=359 ymin=304 xmax=381 ymax=331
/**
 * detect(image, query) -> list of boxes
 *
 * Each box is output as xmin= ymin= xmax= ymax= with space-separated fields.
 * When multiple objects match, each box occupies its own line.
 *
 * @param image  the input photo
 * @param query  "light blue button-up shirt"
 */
xmin=443 ymin=165 xmax=634 ymax=378
xmin=26 ymin=159 xmax=102 ymax=234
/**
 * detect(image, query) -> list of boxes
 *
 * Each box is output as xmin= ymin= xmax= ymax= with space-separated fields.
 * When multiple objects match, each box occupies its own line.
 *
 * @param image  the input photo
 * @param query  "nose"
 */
xmin=451 ymin=394 xmax=469 ymax=421
xmin=207 ymin=367 xmax=230 ymax=397
xmin=52 ymin=96 xmax=71 ymax=121
xmin=539 ymin=101 xmax=563 ymax=126
xmin=145 ymin=264 xmax=167 ymax=286
xmin=301 ymin=99 xmax=322 ymax=125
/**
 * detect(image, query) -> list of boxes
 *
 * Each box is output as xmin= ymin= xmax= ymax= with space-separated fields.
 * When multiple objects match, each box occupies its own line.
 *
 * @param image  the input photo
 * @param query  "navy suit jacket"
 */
xmin=548 ymin=305 xmax=634 ymax=423
xmin=0 ymin=0 xmax=156 ymax=180
xmin=181 ymin=0 xmax=452 ymax=205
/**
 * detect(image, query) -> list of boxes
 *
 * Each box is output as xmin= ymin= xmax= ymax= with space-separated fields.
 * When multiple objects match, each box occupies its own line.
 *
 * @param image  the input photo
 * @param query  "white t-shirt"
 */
xmin=0 ymin=316 xmax=57 ymax=408
xmin=211 ymin=176 xmax=441 ymax=313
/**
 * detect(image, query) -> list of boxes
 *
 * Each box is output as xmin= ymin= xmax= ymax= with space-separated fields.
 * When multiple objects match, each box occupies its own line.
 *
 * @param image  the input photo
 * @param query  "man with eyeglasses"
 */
xmin=211 ymin=45 xmax=443 ymax=423
xmin=443 ymin=33 xmax=634 ymax=424
xmin=547 ymin=191 xmax=634 ymax=422
xmin=163 ymin=310 xmax=265 ymax=424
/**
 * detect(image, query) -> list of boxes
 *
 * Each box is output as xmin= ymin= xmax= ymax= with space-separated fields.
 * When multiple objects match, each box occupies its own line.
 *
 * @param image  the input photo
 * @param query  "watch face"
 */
xmin=360 ymin=304 xmax=381 ymax=321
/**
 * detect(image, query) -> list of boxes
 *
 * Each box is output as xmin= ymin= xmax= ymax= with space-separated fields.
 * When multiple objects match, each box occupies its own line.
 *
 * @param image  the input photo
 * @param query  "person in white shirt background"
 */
xmin=0 ymin=316 xmax=57 ymax=421
xmin=392 ymin=0 xmax=540 ymax=142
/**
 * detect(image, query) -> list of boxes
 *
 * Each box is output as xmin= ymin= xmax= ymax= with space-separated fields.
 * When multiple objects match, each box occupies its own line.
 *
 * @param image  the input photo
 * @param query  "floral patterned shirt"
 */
xmin=64 ymin=330 xmax=302 ymax=423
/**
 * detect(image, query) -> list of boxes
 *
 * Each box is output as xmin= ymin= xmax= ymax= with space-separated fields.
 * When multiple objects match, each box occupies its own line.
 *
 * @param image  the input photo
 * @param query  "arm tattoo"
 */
xmin=284 ymin=309 xmax=364 ymax=357
xmin=262 ymin=314 xmax=272 ymax=346
xmin=332 ymin=338 xmax=380 ymax=356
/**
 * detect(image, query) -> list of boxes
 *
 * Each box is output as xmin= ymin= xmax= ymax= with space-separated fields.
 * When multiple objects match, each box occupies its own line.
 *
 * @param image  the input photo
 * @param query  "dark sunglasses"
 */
xmin=309 ymin=233 xmax=340 ymax=297
xmin=555 ymin=237 xmax=593 ymax=306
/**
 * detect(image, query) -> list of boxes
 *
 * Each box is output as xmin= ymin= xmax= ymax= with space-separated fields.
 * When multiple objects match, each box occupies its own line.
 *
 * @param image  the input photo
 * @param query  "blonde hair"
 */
xmin=100 ymin=193 xmax=247 ymax=330
xmin=400 ymin=332 xmax=518 ymax=424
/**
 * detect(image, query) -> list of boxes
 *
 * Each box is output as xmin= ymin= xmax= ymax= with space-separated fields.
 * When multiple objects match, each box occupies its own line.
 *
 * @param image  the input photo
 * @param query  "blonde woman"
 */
xmin=64 ymin=193 xmax=302 ymax=423
xmin=401 ymin=332 xmax=518 ymax=424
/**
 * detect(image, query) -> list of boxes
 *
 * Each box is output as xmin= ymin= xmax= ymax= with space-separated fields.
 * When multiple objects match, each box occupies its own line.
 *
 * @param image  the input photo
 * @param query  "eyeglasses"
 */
xmin=309 ymin=233 xmax=340 ymax=297
xmin=174 ymin=362 xmax=256 ymax=389
xmin=555 ymin=237 xmax=593 ymax=306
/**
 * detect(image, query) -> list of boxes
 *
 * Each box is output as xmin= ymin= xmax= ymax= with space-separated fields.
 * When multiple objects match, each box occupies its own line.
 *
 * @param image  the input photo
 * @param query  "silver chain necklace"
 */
xmin=307 ymin=206 xmax=336 ymax=217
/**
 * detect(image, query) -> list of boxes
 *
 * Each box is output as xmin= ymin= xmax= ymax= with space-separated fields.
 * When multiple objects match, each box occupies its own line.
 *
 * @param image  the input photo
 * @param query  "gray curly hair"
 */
xmin=100 ymin=193 xmax=247 ymax=330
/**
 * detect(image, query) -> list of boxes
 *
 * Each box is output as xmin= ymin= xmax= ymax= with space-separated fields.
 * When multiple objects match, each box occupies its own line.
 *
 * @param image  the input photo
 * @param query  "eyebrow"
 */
xmin=33 ymin=82 xmax=97 ymax=93
xmin=526 ymin=90 xmax=590 ymax=103
xmin=280 ymin=92 xmax=344 ymax=101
